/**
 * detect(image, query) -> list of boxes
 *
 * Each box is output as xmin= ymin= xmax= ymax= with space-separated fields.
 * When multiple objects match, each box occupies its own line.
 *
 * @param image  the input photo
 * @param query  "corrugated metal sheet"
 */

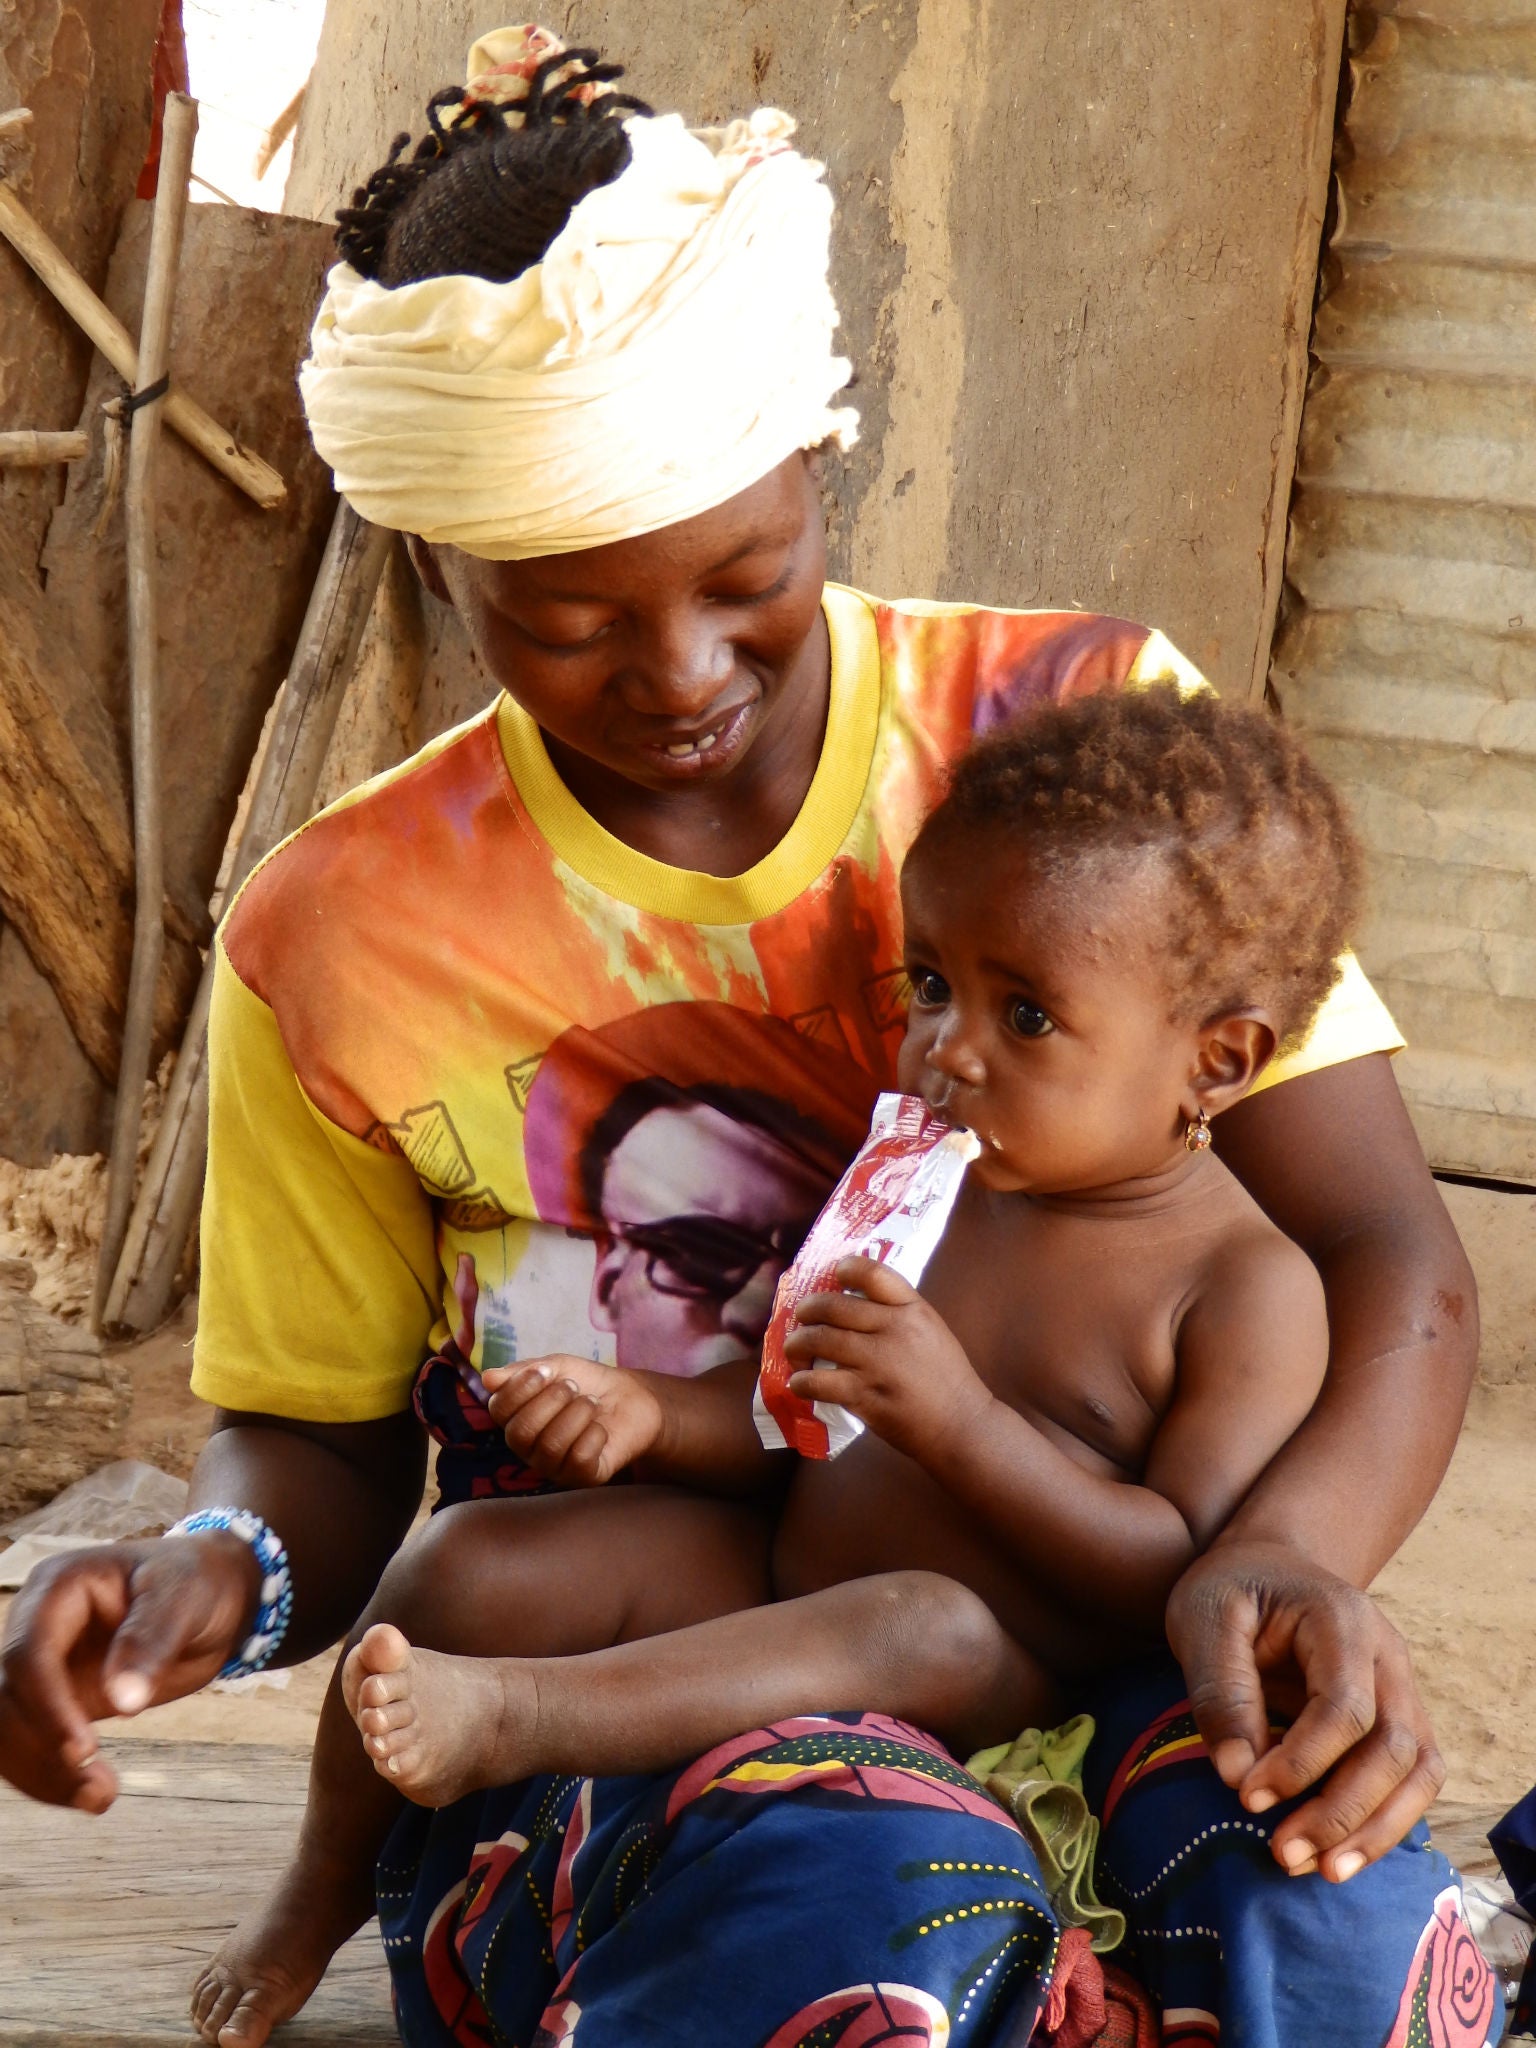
xmin=1274 ymin=0 xmax=1536 ymax=1180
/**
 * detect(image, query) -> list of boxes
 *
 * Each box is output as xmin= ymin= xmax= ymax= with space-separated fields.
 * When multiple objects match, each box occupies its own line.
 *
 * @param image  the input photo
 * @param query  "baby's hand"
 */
xmin=482 ymin=1356 xmax=666 ymax=1486
xmin=784 ymin=1257 xmax=994 ymax=1465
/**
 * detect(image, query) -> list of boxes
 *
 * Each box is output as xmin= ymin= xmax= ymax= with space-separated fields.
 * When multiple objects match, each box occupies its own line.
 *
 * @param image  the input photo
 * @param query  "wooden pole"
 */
xmin=105 ymin=502 xmax=393 ymax=1330
xmin=0 ymin=171 xmax=285 ymax=510
xmin=93 ymin=92 xmax=198 ymax=1335
xmin=0 ymin=429 xmax=87 ymax=464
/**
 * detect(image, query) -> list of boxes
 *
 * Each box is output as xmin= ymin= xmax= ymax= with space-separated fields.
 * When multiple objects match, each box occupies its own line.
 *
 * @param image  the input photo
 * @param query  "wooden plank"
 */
xmin=1429 ymin=1801 xmax=1506 ymax=1883
xmin=0 ymin=537 xmax=200 ymax=1083
xmin=0 ymin=1741 xmax=395 ymax=2046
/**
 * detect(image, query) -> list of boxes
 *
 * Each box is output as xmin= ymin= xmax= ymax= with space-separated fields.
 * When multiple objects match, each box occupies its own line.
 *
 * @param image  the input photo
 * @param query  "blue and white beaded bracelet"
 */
xmin=164 ymin=1507 xmax=294 ymax=1679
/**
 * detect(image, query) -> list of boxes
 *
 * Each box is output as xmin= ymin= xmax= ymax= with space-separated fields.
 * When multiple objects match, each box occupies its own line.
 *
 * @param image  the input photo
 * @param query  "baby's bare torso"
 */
xmin=773 ymin=1158 xmax=1284 ymax=1674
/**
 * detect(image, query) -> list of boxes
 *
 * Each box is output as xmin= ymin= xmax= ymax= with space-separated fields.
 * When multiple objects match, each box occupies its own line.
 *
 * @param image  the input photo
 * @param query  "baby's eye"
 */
xmin=909 ymin=969 xmax=949 ymax=1008
xmin=1008 ymin=999 xmax=1054 ymax=1039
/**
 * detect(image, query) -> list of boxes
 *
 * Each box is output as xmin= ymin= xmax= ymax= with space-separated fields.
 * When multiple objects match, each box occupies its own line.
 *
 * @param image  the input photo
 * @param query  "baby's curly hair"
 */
xmin=912 ymin=686 xmax=1364 ymax=1051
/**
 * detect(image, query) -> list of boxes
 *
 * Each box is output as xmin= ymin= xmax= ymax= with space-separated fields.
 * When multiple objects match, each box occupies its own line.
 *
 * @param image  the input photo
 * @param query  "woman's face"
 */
xmin=413 ymin=452 xmax=828 ymax=794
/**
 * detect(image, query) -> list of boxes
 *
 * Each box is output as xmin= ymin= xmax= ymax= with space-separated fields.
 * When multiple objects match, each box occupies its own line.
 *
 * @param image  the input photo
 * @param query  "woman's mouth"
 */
xmin=641 ymin=702 xmax=754 ymax=775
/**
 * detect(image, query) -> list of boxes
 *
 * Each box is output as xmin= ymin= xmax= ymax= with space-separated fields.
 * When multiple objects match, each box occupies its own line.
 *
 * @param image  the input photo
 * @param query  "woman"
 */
xmin=0 ymin=29 xmax=1484 ymax=2048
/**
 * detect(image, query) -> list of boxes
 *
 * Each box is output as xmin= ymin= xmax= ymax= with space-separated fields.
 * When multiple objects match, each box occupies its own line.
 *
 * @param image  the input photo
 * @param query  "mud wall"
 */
xmin=288 ymin=0 xmax=1347 ymax=700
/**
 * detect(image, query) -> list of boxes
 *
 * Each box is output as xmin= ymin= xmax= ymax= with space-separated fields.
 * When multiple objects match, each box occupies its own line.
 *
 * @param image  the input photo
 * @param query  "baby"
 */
xmin=341 ymin=685 xmax=1360 ymax=1790
xmin=195 ymin=685 xmax=1362 ymax=2044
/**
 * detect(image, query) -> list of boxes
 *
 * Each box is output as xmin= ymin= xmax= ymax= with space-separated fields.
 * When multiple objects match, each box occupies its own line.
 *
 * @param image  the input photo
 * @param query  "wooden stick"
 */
xmin=93 ymin=93 xmax=198 ymax=1335
xmin=0 ymin=429 xmax=87 ymax=465
xmin=105 ymin=502 xmax=393 ymax=1330
xmin=0 ymin=177 xmax=285 ymax=509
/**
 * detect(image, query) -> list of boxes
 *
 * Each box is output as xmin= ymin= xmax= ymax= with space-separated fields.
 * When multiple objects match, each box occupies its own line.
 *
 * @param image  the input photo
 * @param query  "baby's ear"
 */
xmin=1189 ymin=1010 xmax=1278 ymax=1119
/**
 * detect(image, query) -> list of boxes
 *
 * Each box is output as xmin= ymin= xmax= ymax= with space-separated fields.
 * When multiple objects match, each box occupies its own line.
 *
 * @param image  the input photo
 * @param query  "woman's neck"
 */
xmin=543 ymin=608 xmax=832 ymax=878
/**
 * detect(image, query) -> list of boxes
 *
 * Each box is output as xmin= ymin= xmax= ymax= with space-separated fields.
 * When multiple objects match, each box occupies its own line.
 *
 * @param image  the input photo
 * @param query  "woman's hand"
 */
xmin=484 ymin=1356 xmax=667 ymax=1485
xmin=0 ymin=1529 xmax=261 ymax=1811
xmin=1166 ymin=1541 xmax=1446 ymax=1883
xmin=785 ymin=1257 xmax=994 ymax=1465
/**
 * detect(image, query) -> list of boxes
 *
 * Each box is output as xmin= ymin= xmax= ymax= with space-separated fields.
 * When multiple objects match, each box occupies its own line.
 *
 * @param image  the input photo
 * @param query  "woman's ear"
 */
xmin=1184 ymin=1011 xmax=1279 ymax=1124
xmin=405 ymin=533 xmax=452 ymax=604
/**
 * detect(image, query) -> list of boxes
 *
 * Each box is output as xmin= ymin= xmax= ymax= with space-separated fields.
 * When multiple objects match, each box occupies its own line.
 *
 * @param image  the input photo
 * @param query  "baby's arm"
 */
xmin=484 ymin=1355 xmax=782 ymax=1494
xmin=786 ymin=1244 xmax=1327 ymax=1636
xmin=1141 ymin=1233 xmax=1329 ymax=1549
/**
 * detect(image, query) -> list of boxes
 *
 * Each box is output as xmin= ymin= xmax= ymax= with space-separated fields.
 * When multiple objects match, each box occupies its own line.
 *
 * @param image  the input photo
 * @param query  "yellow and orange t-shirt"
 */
xmin=191 ymin=588 xmax=1402 ymax=1423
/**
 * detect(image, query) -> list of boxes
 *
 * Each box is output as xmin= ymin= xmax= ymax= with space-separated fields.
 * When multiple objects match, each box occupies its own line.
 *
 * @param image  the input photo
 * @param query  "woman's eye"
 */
xmin=910 ymin=970 xmax=949 ymax=1008
xmin=708 ymin=565 xmax=793 ymax=607
xmin=1008 ymin=999 xmax=1054 ymax=1038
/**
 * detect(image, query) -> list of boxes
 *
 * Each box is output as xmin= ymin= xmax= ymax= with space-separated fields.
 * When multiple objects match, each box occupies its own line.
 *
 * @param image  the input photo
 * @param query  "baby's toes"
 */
xmin=359 ymin=1693 xmax=416 ymax=1740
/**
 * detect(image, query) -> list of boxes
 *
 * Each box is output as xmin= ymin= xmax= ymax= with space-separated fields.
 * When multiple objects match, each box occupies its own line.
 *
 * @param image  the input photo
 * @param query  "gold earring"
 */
xmin=1185 ymin=1107 xmax=1211 ymax=1152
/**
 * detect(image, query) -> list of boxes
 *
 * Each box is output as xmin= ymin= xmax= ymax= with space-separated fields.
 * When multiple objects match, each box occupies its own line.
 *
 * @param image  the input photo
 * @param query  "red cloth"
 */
xmin=1043 ymin=1930 xmax=1160 ymax=2048
xmin=1099 ymin=1962 xmax=1160 ymax=2047
xmin=136 ymin=0 xmax=189 ymax=200
xmin=1044 ymin=1929 xmax=1108 ymax=2047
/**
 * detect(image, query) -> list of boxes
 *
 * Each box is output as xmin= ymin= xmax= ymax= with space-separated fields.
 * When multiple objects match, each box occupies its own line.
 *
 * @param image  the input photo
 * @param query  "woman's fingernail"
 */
xmin=1212 ymin=1738 xmax=1255 ymax=1784
xmin=1246 ymin=1788 xmax=1278 ymax=1814
xmin=107 ymin=1672 xmax=151 ymax=1715
xmin=1279 ymin=1838 xmax=1316 ymax=1871
xmin=1332 ymin=1851 xmax=1366 ymax=1882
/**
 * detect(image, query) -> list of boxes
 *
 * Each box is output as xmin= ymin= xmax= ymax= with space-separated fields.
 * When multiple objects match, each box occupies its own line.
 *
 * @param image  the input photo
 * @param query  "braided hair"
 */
xmin=336 ymin=48 xmax=652 ymax=287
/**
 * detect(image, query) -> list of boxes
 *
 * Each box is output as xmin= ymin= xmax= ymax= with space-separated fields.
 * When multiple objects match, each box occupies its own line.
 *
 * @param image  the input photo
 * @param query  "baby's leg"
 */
xmin=350 ymin=1569 xmax=1058 ymax=1806
xmin=192 ymin=1486 xmax=769 ymax=2048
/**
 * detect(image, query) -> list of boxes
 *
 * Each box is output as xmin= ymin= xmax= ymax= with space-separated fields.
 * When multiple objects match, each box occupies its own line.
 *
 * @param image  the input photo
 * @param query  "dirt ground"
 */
xmin=0 ymin=1310 xmax=1530 ymax=1816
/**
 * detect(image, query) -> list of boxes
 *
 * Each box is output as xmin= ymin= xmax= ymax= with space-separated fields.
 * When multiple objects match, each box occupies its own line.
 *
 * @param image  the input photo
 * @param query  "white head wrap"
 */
xmin=298 ymin=26 xmax=858 ymax=560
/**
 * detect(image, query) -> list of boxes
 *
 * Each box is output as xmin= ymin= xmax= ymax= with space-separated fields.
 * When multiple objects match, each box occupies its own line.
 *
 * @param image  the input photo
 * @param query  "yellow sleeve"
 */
xmin=1249 ymin=951 xmax=1406 ymax=1096
xmin=191 ymin=943 xmax=442 ymax=1422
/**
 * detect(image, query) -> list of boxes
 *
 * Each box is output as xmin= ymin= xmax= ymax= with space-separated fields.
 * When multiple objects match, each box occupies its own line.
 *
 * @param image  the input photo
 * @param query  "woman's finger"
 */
xmin=1260 ymin=1653 xmax=1441 ymax=1871
xmin=1237 ymin=1601 xmax=1411 ymax=1813
xmin=1164 ymin=1561 xmax=1274 ymax=1789
xmin=99 ymin=1536 xmax=257 ymax=1714
xmin=1314 ymin=1750 xmax=1447 ymax=1882
xmin=2 ymin=1555 xmax=129 ymax=1759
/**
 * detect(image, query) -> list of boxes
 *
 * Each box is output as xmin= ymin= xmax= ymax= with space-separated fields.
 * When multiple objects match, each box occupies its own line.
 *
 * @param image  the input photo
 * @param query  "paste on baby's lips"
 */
xmin=753 ymin=1092 xmax=981 ymax=1460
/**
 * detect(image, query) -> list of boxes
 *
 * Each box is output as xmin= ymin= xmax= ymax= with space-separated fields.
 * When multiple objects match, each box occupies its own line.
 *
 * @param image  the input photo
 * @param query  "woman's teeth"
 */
xmin=664 ymin=730 xmax=720 ymax=757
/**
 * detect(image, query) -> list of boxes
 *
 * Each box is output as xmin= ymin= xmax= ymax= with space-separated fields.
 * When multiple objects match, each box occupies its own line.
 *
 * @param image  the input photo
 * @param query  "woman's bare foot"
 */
xmin=343 ymin=1622 xmax=542 ymax=1807
xmin=189 ymin=1839 xmax=375 ymax=2047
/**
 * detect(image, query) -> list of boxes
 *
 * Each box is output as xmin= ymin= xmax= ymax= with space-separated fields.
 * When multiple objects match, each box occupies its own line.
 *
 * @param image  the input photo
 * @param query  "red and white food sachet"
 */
xmin=753 ymin=1091 xmax=981 ymax=1460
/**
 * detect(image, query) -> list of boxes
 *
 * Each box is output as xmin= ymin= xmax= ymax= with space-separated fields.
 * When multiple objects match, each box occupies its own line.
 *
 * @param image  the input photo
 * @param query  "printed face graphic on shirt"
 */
xmin=494 ymin=1003 xmax=880 ymax=1377
xmin=585 ymin=1094 xmax=835 ymax=1376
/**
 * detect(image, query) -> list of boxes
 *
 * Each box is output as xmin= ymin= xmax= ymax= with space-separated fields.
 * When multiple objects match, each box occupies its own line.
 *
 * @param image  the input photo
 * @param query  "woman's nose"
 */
xmin=627 ymin=611 xmax=733 ymax=716
xmin=721 ymin=1257 xmax=780 ymax=1346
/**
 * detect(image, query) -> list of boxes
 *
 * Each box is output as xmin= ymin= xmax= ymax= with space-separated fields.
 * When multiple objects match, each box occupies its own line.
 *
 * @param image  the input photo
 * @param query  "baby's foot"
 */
xmin=343 ymin=1622 xmax=542 ymax=1807
xmin=190 ymin=1841 xmax=375 ymax=2047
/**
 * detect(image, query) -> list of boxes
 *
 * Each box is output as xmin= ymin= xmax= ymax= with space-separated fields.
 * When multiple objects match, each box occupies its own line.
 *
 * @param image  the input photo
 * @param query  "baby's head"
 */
xmin=897 ymin=686 xmax=1364 ymax=1195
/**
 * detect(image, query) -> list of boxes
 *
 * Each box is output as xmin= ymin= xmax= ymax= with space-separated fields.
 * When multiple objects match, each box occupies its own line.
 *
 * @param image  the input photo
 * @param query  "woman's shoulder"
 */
xmin=832 ymin=586 xmax=1207 ymax=734
xmin=221 ymin=698 xmax=513 ymax=1001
